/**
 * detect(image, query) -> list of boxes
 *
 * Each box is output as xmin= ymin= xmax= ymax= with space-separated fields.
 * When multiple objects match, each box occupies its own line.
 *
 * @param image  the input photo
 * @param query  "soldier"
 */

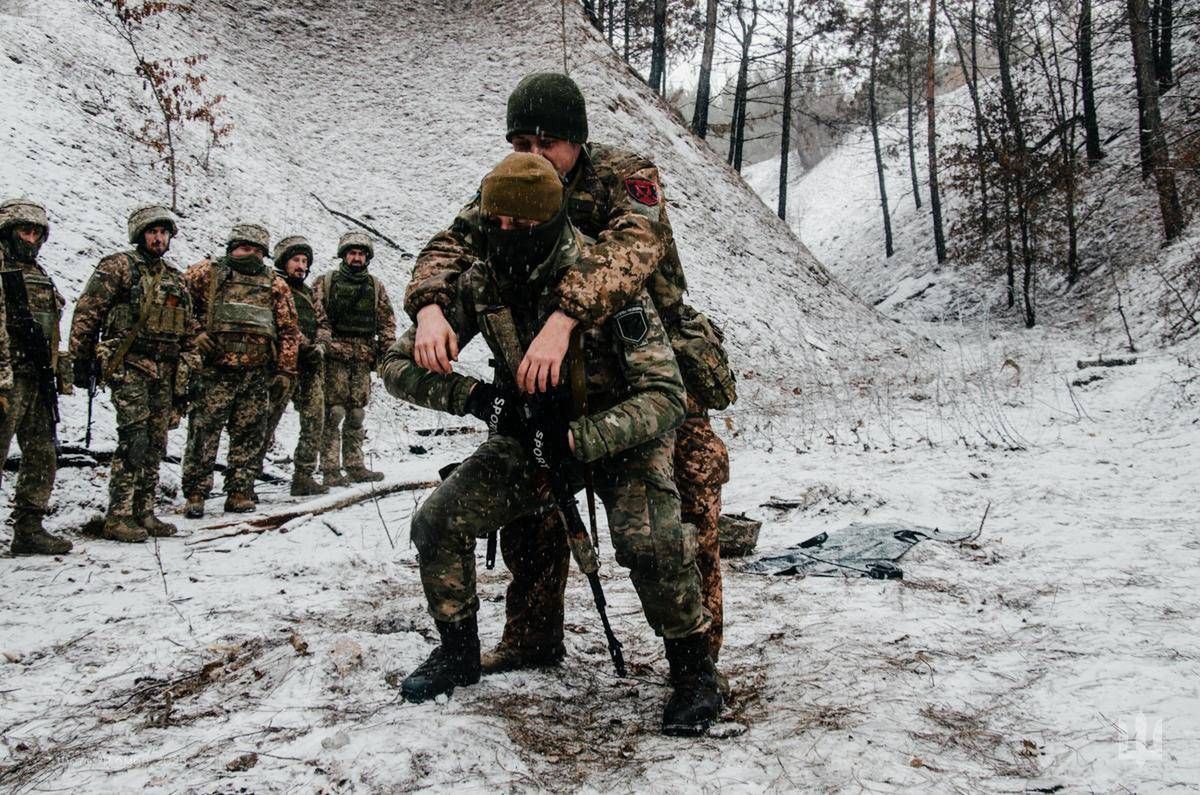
xmin=255 ymin=236 xmax=332 ymax=496
xmin=0 ymin=198 xmax=72 ymax=555
xmin=180 ymin=223 xmax=301 ymax=518
xmin=405 ymin=73 xmax=736 ymax=674
xmin=382 ymin=154 xmax=721 ymax=735
xmin=313 ymin=232 xmax=396 ymax=485
xmin=69 ymin=205 xmax=195 ymax=542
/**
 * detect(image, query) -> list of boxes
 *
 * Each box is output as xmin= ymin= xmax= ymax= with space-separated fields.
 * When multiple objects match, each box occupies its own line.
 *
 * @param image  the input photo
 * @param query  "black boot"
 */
xmin=396 ymin=616 xmax=481 ymax=703
xmin=662 ymin=634 xmax=723 ymax=736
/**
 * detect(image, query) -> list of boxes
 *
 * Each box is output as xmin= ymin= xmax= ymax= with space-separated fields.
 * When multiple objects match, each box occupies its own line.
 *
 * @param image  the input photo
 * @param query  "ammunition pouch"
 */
xmin=668 ymin=305 xmax=737 ymax=411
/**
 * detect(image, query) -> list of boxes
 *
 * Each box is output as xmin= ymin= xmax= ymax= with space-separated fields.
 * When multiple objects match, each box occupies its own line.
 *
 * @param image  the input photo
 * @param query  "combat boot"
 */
xmin=103 ymin=514 xmax=148 ymax=544
xmin=662 ymin=634 xmax=723 ymax=737
xmin=323 ymin=469 xmax=350 ymax=488
xmin=184 ymin=494 xmax=206 ymax=519
xmin=481 ymin=640 xmax=565 ymax=674
xmin=10 ymin=512 xmax=73 ymax=556
xmin=395 ymin=616 xmax=481 ymax=702
xmin=345 ymin=465 xmax=385 ymax=483
xmin=140 ymin=514 xmax=178 ymax=537
xmin=290 ymin=472 xmax=329 ymax=497
xmin=224 ymin=492 xmax=256 ymax=513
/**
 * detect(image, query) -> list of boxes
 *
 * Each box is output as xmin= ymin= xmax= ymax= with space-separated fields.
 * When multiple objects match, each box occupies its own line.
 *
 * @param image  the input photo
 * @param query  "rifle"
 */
xmin=84 ymin=359 xmax=98 ymax=449
xmin=481 ymin=306 xmax=626 ymax=677
xmin=0 ymin=268 xmax=59 ymax=447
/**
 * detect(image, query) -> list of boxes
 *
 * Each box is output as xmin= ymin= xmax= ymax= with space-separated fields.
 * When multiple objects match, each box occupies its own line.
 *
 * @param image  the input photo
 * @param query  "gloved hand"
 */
xmin=73 ymin=358 xmax=97 ymax=389
xmin=524 ymin=390 xmax=574 ymax=471
xmin=464 ymin=383 xmax=527 ymax=438
xmin=0 ymin=393 xmax=8 ymax=426
xmin=269 ymin=374 xmax=294 ymax=404
xmin=194 ymin=332 xmax=218 ymax=358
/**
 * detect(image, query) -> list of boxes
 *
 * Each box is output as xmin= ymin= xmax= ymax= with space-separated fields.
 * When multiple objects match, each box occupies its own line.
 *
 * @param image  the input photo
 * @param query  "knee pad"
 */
xmin=347 ymin=407 xmax=366 ymax=429
xmin=327 ymin=404 xmax=347 ymax=426
xmin=118 ymin=423 xmax=152 ymax=469
xmin=410 ymin=503 xmax=439 ymax=557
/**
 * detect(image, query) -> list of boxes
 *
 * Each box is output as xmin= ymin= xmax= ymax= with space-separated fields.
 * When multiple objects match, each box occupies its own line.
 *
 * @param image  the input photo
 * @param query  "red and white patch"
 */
xmin=624 ymin=178 xmax=661 ymax=206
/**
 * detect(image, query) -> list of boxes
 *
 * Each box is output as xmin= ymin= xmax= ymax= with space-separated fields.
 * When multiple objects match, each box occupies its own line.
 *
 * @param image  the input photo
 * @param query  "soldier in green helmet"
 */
xmin=254 ymin=235 xmax=333 ymax=496
xmin=0 ymin=198 xmax=73 ymax=555
xmin=69 ymin=204 xmax=196 ymax=542
xmin=313 ymin=231 xmax=396 ymax=485
xmin=180 ymin=223 xmax=301 ymax=517
xmin=405 ymin=73 xmax=736 ymax=677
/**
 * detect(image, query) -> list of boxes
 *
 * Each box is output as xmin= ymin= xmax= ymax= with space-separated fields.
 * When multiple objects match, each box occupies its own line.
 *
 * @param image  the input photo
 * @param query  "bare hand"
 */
xmin=517 ymin=311 xmax=578 ymax=394
xmin=414 ymin=304 xmax=459 ymax=374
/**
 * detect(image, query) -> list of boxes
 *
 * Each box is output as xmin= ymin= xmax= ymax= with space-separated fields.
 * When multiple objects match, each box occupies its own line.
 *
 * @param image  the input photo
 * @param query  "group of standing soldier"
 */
xmin=2 ymin=70 xmax=738 ymax=736
xmin=0 ymin=200 xmax=395 ymax=549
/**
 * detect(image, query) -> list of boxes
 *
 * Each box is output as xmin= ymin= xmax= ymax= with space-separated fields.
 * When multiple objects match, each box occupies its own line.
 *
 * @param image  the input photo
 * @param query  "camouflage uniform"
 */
xmin=406 ymin=143 xmax=731 ymax=660
xmin=383 ymin=223 xmax=708 ymax=639
xmin=313 ymin=234 xmax=396 ymax=481
xmin=69 ymin=229 xmax=194 ymax=538
xmin=0 ymin=199 xmax=71 ymax=554
xmin=256 ymin=237 xmax=331 ymax=491
xmin=181 ymin=229 xmax=300 ymax=505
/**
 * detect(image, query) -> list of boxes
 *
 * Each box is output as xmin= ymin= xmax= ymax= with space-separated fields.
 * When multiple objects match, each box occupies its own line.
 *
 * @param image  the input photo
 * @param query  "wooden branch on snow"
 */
xmin=1076 ymin=356 xmax=1138 ymax=370
xmin=309 ymin=193 xmax=412 ymax=257
xmin=186 ymin=478 xmax=439 ymax=544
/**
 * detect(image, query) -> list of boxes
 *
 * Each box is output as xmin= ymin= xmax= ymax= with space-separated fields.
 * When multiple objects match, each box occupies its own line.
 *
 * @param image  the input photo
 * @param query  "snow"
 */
xmin=2 ymin=0 xmax=1199 ymax=791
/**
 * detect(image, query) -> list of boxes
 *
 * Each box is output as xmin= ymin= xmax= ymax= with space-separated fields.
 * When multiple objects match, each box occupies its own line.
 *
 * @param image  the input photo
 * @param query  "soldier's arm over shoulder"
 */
xmin=404 ymin=199 xmax=485 ymax=321
xmin=182 ymin=258 xmax=213 ymax=321
xmin=555 ymin=157 xmax=669 ymax=326
xmin=374 ymin=277 xmax=397 ymax=352
xmin=68 ymin=253 xmax=128 ymax=360
xmin=382 ymin=274 xmax=481 ymax=415
xmin=570 ymin=291 xmax=685 ymax=464
xmin=272 ymin=275 xmax=301 ymax=376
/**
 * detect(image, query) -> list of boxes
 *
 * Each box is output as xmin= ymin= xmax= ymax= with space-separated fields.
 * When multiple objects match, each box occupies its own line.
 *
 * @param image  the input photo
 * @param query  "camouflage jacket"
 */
xmin=69 ymin=249 xmax=195 ymax=380
xmin=382 ymin=223 xmax=685 ymax=464
xmin=288 ymin=278 xmax=333 ymax=354
xmin=312 ymin=267 xmax=397 ymax=366
xmin=183 ymin=257 xmax=301 ymax=376
xmin=0 ymin=242 xmax=66 ymax=375
xmin=0 ymin=247 xmax=11 ymax=392
xmin=405 ymin=142 xmax=687 ymax=329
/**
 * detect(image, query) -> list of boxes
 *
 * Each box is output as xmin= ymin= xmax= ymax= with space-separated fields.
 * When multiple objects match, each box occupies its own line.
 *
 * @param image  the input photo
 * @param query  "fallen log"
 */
xmin=186 ymin=478 xmax=439 ymax=544
xmin=1076 ymin=355 xmax=1137 ymax=370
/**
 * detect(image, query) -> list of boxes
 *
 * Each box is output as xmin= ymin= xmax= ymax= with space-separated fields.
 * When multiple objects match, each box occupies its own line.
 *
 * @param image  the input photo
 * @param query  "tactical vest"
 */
xmin=208 ymin=261 xmax=277 ymax=359
xmin=2 ymin=267 xmax=58 ymax=359
xmin=323 ymin=271 xmax=377 ymax=338
xmin=104 ymin=254 xmax=190 ymax=358
xmin=291 ymin=283 xmax=318 ymax=341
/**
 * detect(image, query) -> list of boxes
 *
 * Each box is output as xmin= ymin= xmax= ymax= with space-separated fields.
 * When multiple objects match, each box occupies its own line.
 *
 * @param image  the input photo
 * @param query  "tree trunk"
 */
xmin=623 ymin=0 xmax=630 ymax=62
xmin=905 ymin=0 xmax=923 ymax=210
xmin=969 ymin=0 xmax=989 ymax=232
xmin=1157 ymin=0 xmax=1173 ymax=92
xmin=729 ymin=1 xmax=756 ymax=173
xmin=1002 ymin=182 xmax=1015 ymax=308
xmin=869 ymin=0 xmax=895 ymax=258
xmin=691 ymin=0 xmax=719 ymax=138
xmin=648 ymin=0 xmax=668 ymax=95
xmin=583 ymin=0 xmax=601 ymax=30
xmin=926 ymin=0 xmax=947 ymax=263
xmin=1079 ymin=0 xmax=1105 ymax=162
xmin=778 ymin=0 xmax=795 ymax=220
xmin=1128 ymin=0 xmax=1185 ymax=240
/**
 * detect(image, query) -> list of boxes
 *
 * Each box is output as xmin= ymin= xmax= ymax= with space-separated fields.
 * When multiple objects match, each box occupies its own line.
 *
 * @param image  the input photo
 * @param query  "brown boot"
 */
xmin=10 ymin=512 xmax=73 ymax=556
xmin=184 ymin=493 xmax=206 ymax=519
xmin=140 ymin=514 xmax=178 ymax=537
xmin=323 ymin=469 xmax=349 ymax=488
xmin=480 ymin=640 xmax=565 ymax=674
xmin=103 ymin=514 xmax=148 ymax=544
xmin=290 ymin=472 xmax=329 ymax=496
xmin=224 ymin=492 xmax=256 ymax=513
xmin=345 ymin=465 xmax=385 ymax=483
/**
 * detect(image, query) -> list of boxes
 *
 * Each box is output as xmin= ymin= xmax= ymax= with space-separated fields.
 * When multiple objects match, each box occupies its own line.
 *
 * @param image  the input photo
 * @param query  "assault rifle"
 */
xmin=83 ymin=358 xmax=99 ymax=449
xmin=0 ymin=269 xmax=59 ymax=447
xmin=481 ymin=306 xmax=626 ymax=677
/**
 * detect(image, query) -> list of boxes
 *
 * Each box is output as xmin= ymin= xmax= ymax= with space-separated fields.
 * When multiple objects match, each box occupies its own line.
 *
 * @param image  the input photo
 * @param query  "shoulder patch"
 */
xmin=625 ymin=178 xmax=660 ymax=207
xmin=613 ymin=305 xmax=649 ymax=347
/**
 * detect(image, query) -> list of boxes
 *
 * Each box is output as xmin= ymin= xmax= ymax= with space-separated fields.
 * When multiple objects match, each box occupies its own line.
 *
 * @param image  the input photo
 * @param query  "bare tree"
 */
xmin=904 ymin=0 xmax=923 ymax=210
xmin=926 ymin=0 xmax=947 ymax=262
xmin=1079 ymin=0 xmax=1105 ymax=162
xmin=692 ymin=0 xmax=719 ymax=137
xmin=778 ymin=0 xmax=796 ymax=219
xmin=868 ymin=0 xmax=895 ymax=257
xmin=648 ymin=0 xmax=668 ymax=94
xmin=727 ymin=0 xmax=759 ymax=172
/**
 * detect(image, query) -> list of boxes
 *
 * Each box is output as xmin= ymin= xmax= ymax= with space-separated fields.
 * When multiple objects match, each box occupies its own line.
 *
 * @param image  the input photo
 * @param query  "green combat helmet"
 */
xmin=273 ymin=235 xmax=314 ymax=272
xmin=0 ymin=198 xmax=50 ymax=239
xmin=227 ymin=222 xmax=270 ymax=256
xmin=337 ymin=231 xmax=374 ymax=261
xmin=127 ymin=205 xmax=177 ymax=244
xmin=506 ymin=72 xmax=588 ymax=144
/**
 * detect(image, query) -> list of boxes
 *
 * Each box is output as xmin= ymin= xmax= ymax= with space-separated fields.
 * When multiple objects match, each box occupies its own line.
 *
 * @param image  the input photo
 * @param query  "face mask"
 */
xmin=7 ymin=231 xmax=43 ymax=262
xmin=228 ymin=253 xmax=264 ymax=274
xmin=485 ymin=209 xmax=565 ymax=282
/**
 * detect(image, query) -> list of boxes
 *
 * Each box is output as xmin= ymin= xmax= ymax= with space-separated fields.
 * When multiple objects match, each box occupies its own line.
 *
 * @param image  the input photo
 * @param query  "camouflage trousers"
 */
xmin=107 ymin=365 xmax=175 ymax=519
xmin=323 ymin=357 xmax=371 ymax=472
xmin=496 ymin=411 xmax=729 ymax=659
xmin=181 ymin=367 xmax=271 ymax=496
xmin=258 ymin=355 xmax=326 ymax=477
xmin=411 ymin=432 xmax=709 ymax=640
xmin=0 ymin=373 xmax=56 ymax=518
